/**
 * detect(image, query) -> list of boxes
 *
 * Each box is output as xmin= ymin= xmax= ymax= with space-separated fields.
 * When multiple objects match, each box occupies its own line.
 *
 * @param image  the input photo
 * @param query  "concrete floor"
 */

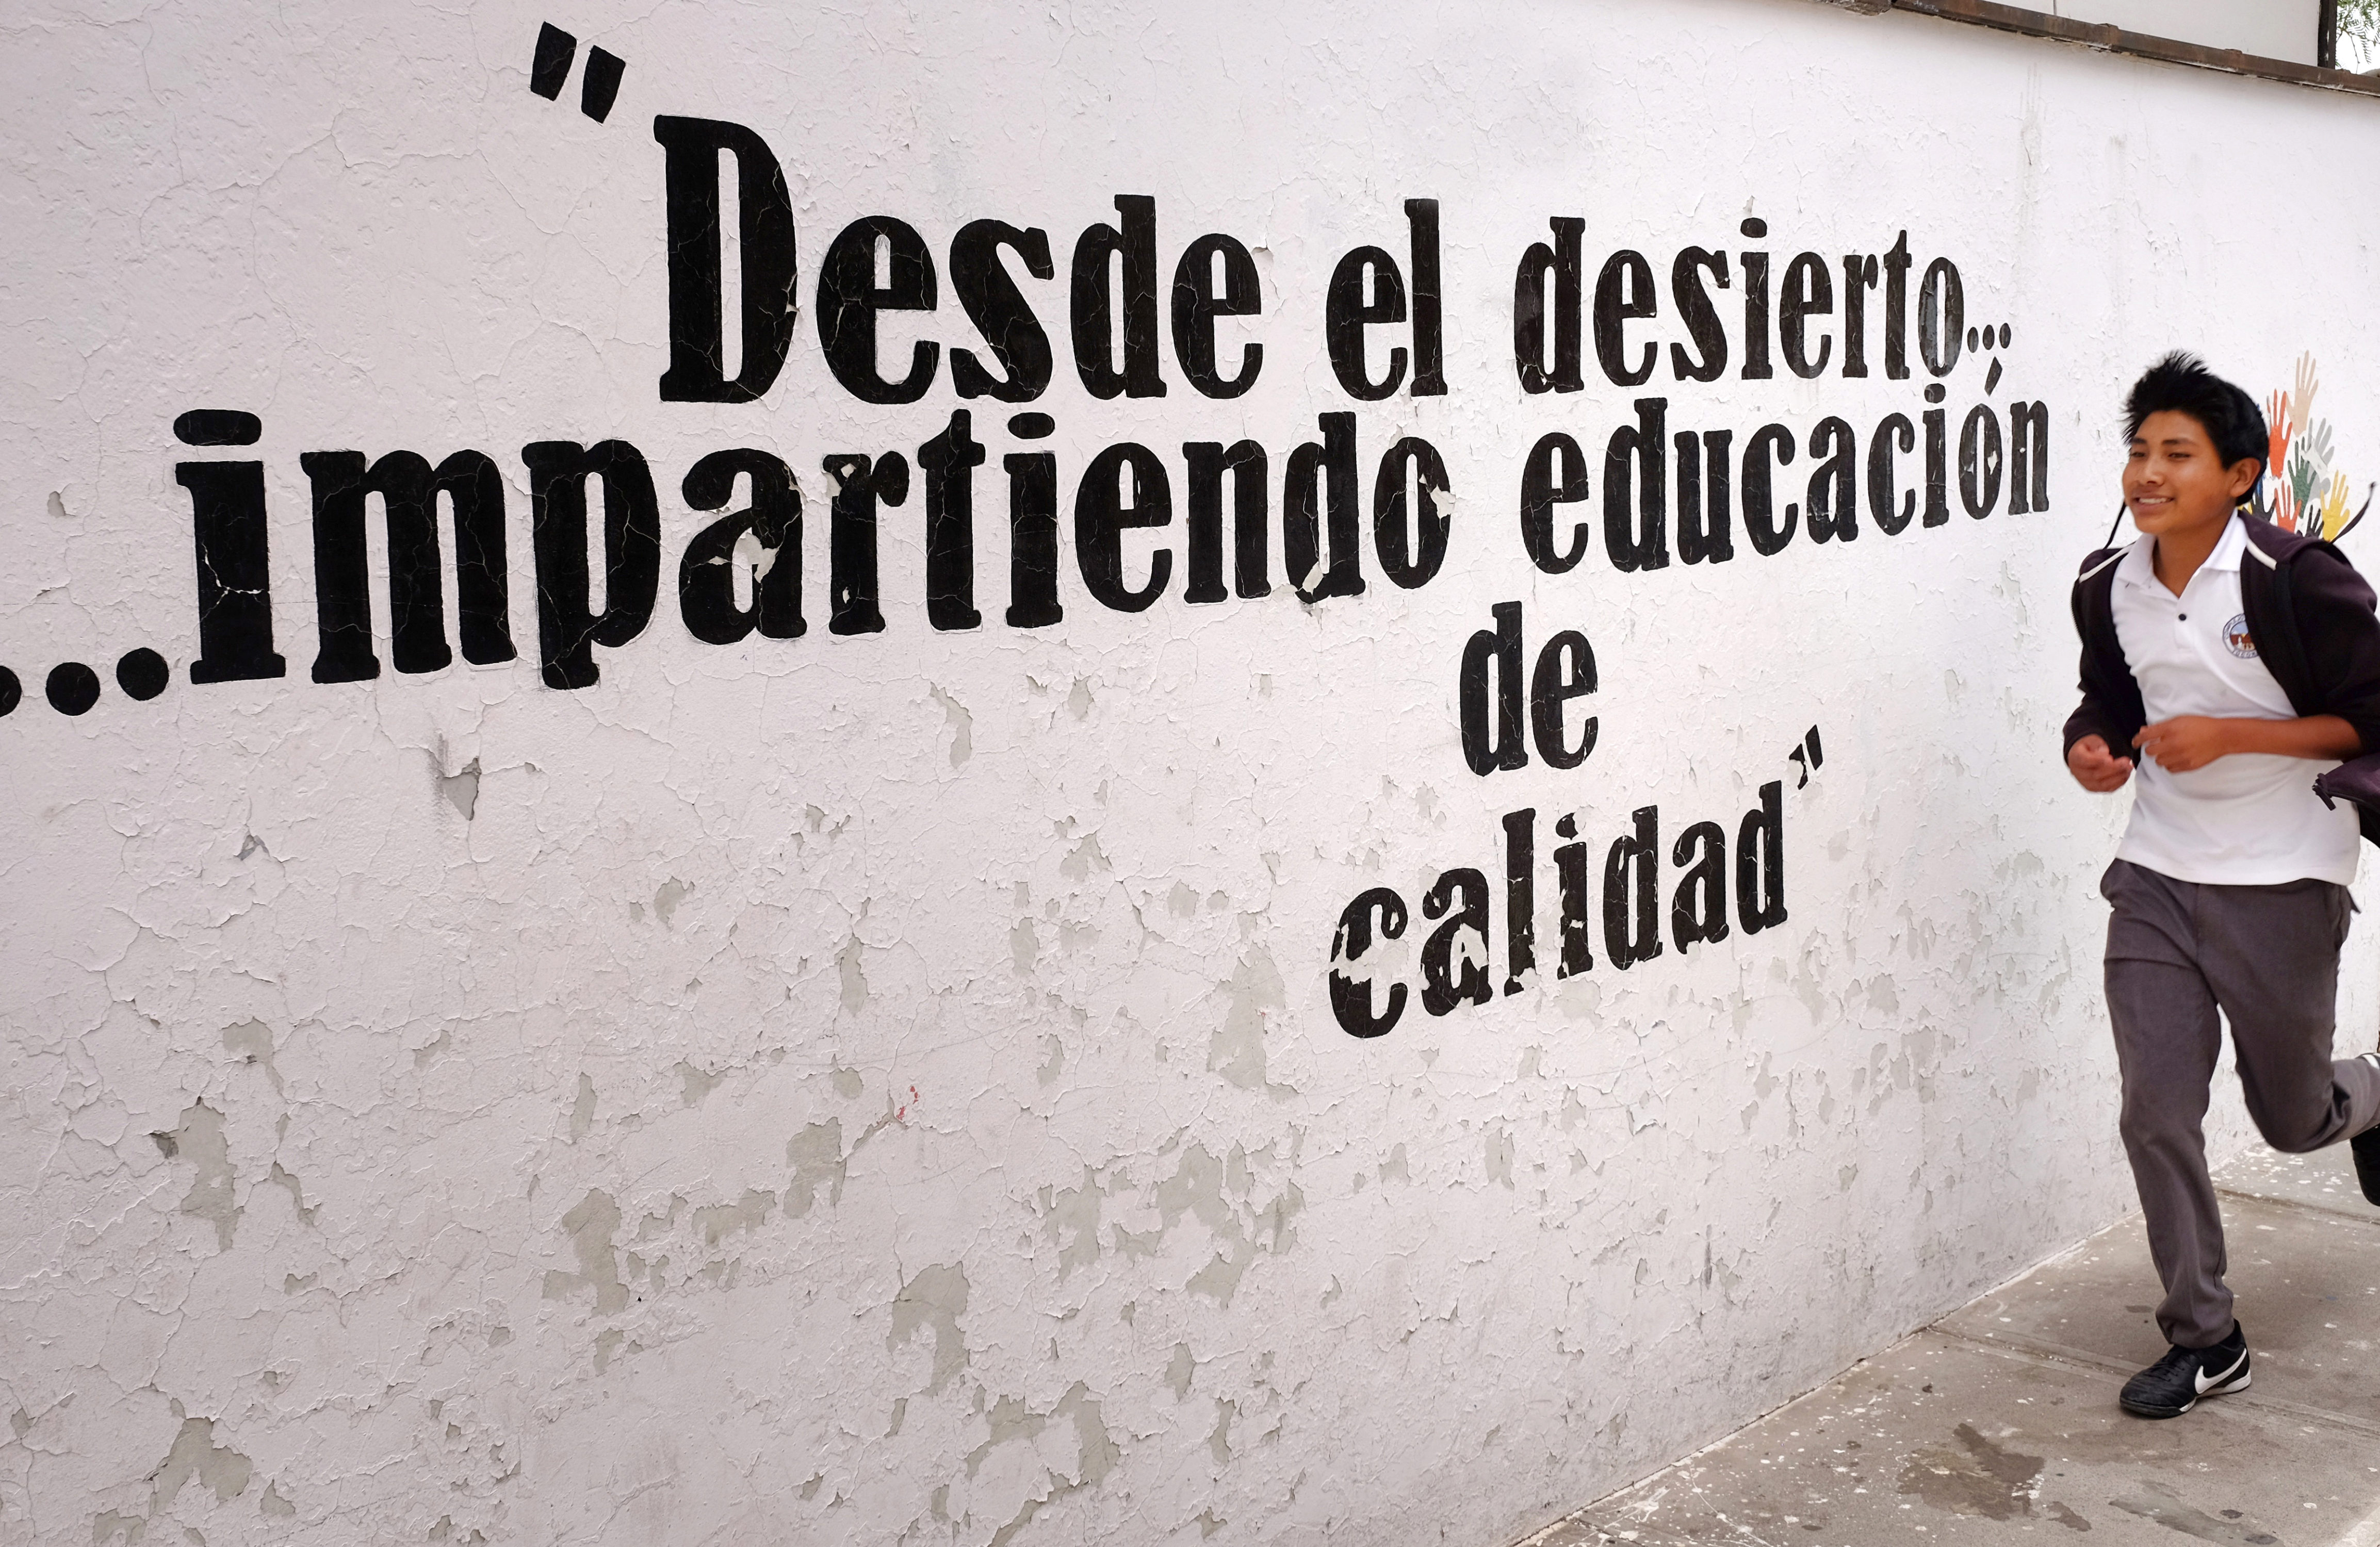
xmin=1521 ymin=1147 xmax=2380 ymax=1547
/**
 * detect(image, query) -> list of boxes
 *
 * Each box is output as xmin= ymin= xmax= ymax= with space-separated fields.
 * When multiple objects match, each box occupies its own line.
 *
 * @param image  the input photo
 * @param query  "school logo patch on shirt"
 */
xmin=2223 ymin=614 xmax=2258 ymax=658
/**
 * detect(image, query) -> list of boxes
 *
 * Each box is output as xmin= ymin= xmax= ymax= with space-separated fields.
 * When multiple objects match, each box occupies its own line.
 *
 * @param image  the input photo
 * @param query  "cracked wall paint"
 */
xmin=152 ymin=1103 xmax=238 ymax=1254
xmin=890 ymin=1264 xmax=975 ymax=1396
xmin=4 ymin=3 xmax=2380 ymax=1546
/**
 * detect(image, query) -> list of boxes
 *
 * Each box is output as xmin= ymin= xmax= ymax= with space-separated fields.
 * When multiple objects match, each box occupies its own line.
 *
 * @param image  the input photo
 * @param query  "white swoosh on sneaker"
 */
xmin=2195 ymin=1348 xmax=2248 ymax=1394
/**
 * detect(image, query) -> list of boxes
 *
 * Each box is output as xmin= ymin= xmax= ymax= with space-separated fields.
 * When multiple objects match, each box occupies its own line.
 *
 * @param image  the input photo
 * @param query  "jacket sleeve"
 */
xmin=2063 ymin=554 xmax=2130 ymax=757
xmin=2063 ymin=690 xmax=2125 ymax=757
xmin=2292 ymin=546 xmax=2380 ymax=754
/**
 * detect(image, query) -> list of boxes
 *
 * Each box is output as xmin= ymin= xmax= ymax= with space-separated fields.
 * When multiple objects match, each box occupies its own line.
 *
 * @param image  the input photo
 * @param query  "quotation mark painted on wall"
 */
xmin=1787 ymin=725 xmax=1824 ymax=789
xmin=529 ymin=22 xmax=624 ymax=124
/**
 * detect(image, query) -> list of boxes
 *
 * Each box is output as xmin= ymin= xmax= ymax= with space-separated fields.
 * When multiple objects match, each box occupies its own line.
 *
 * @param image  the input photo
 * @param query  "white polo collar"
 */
xmin=2202 ymin=513 xmax=2251 ymax=573
xmin=2114 ymin=513 xmax=2250 ymax=590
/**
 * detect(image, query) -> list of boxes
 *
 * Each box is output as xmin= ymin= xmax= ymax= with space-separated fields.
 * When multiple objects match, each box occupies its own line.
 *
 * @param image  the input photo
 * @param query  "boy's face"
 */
xmin=2124 ymin=409 xmax=2262 ymax=540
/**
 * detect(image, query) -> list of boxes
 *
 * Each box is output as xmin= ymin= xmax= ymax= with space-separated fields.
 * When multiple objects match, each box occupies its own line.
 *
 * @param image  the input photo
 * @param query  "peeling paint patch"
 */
xmin=150 ymin=1411 xmax=252 ymax=1512
xmin=1485 ymin=1125 xmax=1515 ymax=1188
xmin=151 ymin=1102 xmax=236 ymax=1252
xmin=1115 ymin=1141 xmax=1303 ymax=1306
xmin=691 ymin=1188 xmax=775 ymax=1246
xmin=267 ymin=1162 xmax=317 ymax=1225
xmin=1038 ymin=1166 xmax=1106 ymax=1276
xmin=1210 ymin=946 xmax=1283 ymax=1091
xmin=964 ymin=1381 xmax=1121 ymax=1547
xmin=839 ymin=937 xmax=869 ymax=1014
xmin=438 ymin=757 xmax=481 ymax=820
xmin=1166 ymin=1343 xmax=1196 ymax=1398
xmin=888 ymin=1262 xmax=970 ymax=1392
xmin=676 ymin=1060 xmax=723 ymax=1107
xmin=930 ymin=683 xmax=973 ymax=767
xmin=220 ymin=1019 xmax=281 ymax=1094
xmin=1058 ymin=831 xmax=1111 ymax=881
xmin=785 ymin=1120 xmax=846 ymax=1216
xmin=1207 ymin=1398 xmax=1237 ymax=1463
xmin=546 ymin=1190 xmax=628 ymax=1314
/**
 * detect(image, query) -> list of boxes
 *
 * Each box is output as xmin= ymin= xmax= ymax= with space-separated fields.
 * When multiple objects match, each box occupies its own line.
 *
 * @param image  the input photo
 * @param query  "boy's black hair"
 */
xmin=2124 ymin=351 xmax=2268 ymax=483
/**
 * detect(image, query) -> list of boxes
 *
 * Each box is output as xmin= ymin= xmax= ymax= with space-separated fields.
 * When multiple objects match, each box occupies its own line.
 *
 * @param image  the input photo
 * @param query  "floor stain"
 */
xmin=2108 ymin=1480 xmax=2279 ymax=1544
xmin=1897 ymin=1422 xmax=2044 ymax=1521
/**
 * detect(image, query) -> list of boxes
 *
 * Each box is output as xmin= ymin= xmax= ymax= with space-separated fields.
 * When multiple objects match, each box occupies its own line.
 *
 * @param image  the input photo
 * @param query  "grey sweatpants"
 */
xmin=2102 ymin=858 xmax=2380 ymax=1348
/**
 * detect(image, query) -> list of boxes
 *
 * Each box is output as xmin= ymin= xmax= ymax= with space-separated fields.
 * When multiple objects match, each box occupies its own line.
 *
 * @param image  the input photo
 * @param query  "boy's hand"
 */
xmin=2133 ymin=716 xmax=2234 ymax=772
xmin=2068 ymin=734 xmax=2134 ymax=792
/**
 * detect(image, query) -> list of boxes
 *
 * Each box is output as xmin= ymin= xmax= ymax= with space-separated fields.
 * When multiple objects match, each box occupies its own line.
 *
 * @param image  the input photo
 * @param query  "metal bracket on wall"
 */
xmin=1818 ymin=0 xmax=2380 ymax=98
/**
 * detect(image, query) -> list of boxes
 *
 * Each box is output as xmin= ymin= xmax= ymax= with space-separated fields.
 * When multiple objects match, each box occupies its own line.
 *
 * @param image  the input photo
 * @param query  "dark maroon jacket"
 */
xmin=2065 ymin=518 xmax=2380 ymax=844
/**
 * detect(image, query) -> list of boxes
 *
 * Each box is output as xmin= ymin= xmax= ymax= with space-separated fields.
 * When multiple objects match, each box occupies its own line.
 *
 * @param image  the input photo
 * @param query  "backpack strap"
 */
xmin=2242 ymin=533 xmax=2327 ymax=718
xmin=2070 ymin=544 xmax=2145 ymax=752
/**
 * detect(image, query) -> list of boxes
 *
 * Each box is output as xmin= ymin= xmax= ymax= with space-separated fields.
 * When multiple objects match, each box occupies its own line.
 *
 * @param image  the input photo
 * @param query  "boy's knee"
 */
xmin=2117 ymin=1101 xmax=2192 ymax=1157
xmin=2250 ymin=1103 xmax=2332 ymax=1155
xmin=2117 ymin=1079 xmax=2204 ymax=1140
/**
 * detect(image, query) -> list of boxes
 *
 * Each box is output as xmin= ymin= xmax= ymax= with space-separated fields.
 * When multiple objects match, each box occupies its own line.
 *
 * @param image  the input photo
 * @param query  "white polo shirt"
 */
xmin=2111 ymin=515 xmax=2360 ymax=886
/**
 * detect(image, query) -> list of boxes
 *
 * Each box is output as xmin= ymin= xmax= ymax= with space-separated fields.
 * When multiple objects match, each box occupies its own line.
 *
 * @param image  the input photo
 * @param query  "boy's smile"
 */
xmin=2125 ymin=408 xmax=2260 ymax=540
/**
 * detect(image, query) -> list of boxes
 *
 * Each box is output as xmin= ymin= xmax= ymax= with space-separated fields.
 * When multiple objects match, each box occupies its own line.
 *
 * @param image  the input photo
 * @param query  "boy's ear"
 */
xmin=2226 ymin=458 xmax=2263 ymax=502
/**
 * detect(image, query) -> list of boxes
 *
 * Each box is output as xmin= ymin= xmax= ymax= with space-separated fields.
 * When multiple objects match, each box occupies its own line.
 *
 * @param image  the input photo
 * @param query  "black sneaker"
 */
xmin=2353 ymin=1055 xmax=2380 ymax=1207
xmin=2119 ymin=1323 xmax=2250 ymax=1419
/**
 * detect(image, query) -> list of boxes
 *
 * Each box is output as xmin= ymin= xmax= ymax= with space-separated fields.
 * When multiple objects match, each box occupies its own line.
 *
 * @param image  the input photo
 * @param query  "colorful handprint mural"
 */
xmin=2261 ymin=353 xmax=2371 ymax=542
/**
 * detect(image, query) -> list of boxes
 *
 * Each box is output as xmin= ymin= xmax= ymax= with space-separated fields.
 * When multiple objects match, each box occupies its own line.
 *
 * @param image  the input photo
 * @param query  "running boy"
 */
xmin=2066 ymin=352 xmax=2380 ymax=1419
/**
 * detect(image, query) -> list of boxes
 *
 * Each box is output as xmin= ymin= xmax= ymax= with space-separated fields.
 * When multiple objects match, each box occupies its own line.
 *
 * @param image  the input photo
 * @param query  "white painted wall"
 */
xmin=2049 ymin=0 xmax=2322 ymax=62
xmin=4 ymin=3 xmax=2378 ymax=1544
